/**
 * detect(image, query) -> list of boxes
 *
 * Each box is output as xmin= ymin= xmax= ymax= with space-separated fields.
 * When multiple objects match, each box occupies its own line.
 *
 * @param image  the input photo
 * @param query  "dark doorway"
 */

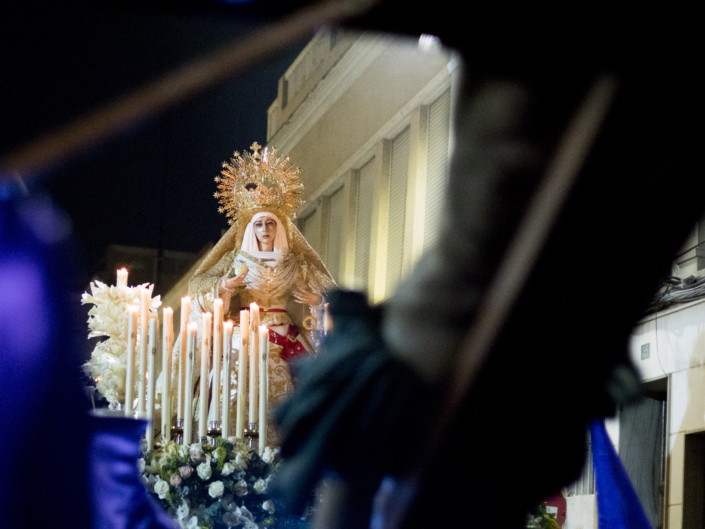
xmin=684 ymin=430 xmax=705 ymax=529
xmin=619 ymin=377 xmax=667 ymax=529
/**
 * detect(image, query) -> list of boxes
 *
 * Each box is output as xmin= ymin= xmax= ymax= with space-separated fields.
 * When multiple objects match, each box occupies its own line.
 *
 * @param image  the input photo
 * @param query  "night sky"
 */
xmin=0 ymin=2 xmax=307 ymax=277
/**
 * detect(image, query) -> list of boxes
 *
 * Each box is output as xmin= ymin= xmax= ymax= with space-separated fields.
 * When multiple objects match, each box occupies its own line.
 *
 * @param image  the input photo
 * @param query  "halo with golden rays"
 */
xmin=215 ymin=142 xmax=304 ymax=225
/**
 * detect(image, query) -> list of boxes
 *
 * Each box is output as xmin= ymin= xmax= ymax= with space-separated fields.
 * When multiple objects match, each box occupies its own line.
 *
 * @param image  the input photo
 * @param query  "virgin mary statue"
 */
xmin=163 ymin=142 xmax=336 ymax=444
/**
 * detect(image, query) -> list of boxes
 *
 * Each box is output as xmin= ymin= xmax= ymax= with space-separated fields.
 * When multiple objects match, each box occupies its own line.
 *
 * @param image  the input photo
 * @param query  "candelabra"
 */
xmin=208 ymin=421 xmax=222 ymax=446
xmin=171 ymin=419 xmax=184 ymax=445
xmin=244 ymin=423 xmax=259 ymax=450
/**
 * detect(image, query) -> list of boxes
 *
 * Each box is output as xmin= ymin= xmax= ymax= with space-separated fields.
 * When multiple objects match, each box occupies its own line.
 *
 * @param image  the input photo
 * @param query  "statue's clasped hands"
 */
xmin=293 ymin=287 xmax=321 ymax=306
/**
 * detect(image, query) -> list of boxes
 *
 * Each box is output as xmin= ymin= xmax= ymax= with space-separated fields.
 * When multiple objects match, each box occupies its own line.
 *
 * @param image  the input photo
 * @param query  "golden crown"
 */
xmin=214 ymin=142 xmax=304 ymax=225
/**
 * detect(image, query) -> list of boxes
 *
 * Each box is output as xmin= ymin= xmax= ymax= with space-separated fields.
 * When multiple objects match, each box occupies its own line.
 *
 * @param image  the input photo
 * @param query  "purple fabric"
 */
xmin=1 ymin=189 xmax=173 ymax=528
xmin=1 ymin=191 xmax=92 ymax=528
xmin=88 ymin=416 xmax=175 ymax=529
xmin=590 ymin=420 xmax=651 ymax=529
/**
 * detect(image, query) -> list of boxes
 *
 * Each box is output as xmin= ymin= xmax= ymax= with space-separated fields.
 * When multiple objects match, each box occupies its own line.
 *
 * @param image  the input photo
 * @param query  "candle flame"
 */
xmin=214 ymin=298 xmax=223 ymax=307
xmin=188 ymin=322 xmax=198 ymax=332
xmin=163 ymin=307 xmax=173 ymax=315
xmin=223 ymin=321 xmax=233 ymax=331
xmin=182 ymin=295 xmax=191 ymax=303
xmin=129 ymin=305 xmax=139 ymax=314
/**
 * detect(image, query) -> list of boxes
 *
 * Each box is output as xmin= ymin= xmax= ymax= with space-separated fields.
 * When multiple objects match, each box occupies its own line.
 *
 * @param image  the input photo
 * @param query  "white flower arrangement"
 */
xmin=139 ymin=437 xmax=304 ymax=528
xmin=81 ymin=280 xmax=161 ymax=408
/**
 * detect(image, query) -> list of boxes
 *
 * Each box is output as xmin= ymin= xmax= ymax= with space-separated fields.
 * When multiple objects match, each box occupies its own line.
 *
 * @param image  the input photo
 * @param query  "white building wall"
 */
xmin=631 ymin=299 xmax=705 ymax=528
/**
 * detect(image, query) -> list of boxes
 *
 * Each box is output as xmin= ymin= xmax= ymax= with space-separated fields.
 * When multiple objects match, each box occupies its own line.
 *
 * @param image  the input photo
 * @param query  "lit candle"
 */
xmin=221 ymin=321 xmax=233 ymax=439
xmin=212 ymin=299 xmax=223 ymax=426
xmin=199 ymin=312 xmax=212 ymax=441
xmin=138 ymin=288 xmax=150 ymax=418
xmin=249 ymin=303 xmax=259 ymax=427
xmin=324 ymin=302 xmax=332 ymax=335
xmin=236 ymin=309 xmax=249 ymax=439
xmin=124 ymin=305 xmax=138 ymax=418
xmin=178 ymin=296 xmax=191 ymax=424
xmin=183 ymin=323 xmax=197 ymax=446
xmin=161 ymin=307 xmax=174 ymax=440
xmin=116 ymin=268 xmax=128 ymax=288
xmin=146 ymin=317 xmax=158 ymax=451
xmin=259 ymin=324 xmax=268 ymax=451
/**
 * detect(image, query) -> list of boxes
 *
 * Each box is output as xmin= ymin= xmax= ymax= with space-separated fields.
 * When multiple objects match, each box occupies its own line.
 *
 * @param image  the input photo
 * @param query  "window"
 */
xmin=301 ymin=208 xmax=322 ymax=257
xmin=424 ymin=89 xmax=451 ymax=249
xmin=325 ymin=187 xmax=345 ymax=282
xmin=385 ymin=127 xmax=410 ymax=297
xmin=354 ymin=158 xmax=375 ymax=293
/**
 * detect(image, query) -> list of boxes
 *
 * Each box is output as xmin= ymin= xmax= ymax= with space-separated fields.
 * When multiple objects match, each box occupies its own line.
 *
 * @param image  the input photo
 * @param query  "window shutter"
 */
xmin=325 ymin=186 xmax=345 ymax=282
xmin=386 ymin=126 xmax=410 ymax=297
xmin=424 ymin=90 xmax=451 ymax=249
xmin=354 ymin=157 xmax=375 ymax=292
xmin=301 ymin=208 xmax=321 ymax=257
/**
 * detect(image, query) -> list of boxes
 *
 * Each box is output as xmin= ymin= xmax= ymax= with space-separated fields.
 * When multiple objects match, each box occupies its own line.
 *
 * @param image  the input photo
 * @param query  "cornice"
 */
xmin=268 ymin=34 xmax=391 ymax=154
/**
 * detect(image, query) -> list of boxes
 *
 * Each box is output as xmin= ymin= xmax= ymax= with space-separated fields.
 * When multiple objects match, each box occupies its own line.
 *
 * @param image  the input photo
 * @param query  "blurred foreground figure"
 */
xmin=0 ymin=188 xmax=92 ymax=528
xmin=274 ymin=9 xmax=703 ymax=528
xmin=0 ymin=187 xmax=173 ymax=529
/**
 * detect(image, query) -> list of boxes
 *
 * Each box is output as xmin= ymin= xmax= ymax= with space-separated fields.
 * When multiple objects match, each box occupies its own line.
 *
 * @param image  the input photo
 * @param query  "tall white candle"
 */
xmin=212 ymin=299 xmax=223 ymax=424
xmin=125 ymin=305 xmax=138 ymax=417
xmin=178 ymin=296 xmax=191 ymax=422
xmin=162 ymin=307 xmax=174 ymax=440
xmin=259 ymin=324 xmax=268 ymax=451
xmin=183 ymin=323 xmax=197 ymax=446
xmin=138 ymin=288 xmax=150 ymax=418
xmin=249 ymin=303 xmax=259 ymax=426
xmin=221 ymin=321 xmax=233 ymax=439
xmin=146 ymin=317 xmax=158 ymax=450
xmin=199 ymin=312 xmax=212 ymax=440
xmin=236 ymin=309 xmax=249 ymax=439
xmin=116 ymin=268 xmax=128 ymax=288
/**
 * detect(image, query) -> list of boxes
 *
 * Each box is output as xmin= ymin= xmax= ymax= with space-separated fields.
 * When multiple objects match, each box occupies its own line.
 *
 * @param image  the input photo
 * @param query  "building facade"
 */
xmin=267 ymin=29 xmax=459 ymax=303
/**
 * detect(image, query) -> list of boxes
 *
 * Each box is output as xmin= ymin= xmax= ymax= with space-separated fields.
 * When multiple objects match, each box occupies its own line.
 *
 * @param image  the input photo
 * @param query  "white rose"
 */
xmin=262 ymin=500 xmax=275 ymax=514
xmin=208 ymin=481 xmax=225 ymax=499
xmin=261 ymin=446 xmax=274 ymax=464
xmin=238 ymin=506 xmax=255 ymax=523
xmin=154 ymin=478 xmax=170 ymax=500
xmin=221 ymin=462 xmax=235 ymax=476
xmin=143 ymin=475 xmax=158 ymax=493
xmin=220 ymin=494 xmax=237 ymax=512
xmin=189 ymin=443 xmax=204 ymax=463
xmin=176 ymin=500 xmax=190 ymax=520
xmin=253 ymin=478 xmax=267 ymax=494
xmin=233 ymin=453 xmax=248 ymax=470
xmin=197 ymin=461 xmax=212 ymax=480
xmin=137 ymin=458 xmax=146 ymax=473
xmin=222 ymin=512 xmax=239 ymax=527
xmin=234 ymin=479 xmax=248 ymax=496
